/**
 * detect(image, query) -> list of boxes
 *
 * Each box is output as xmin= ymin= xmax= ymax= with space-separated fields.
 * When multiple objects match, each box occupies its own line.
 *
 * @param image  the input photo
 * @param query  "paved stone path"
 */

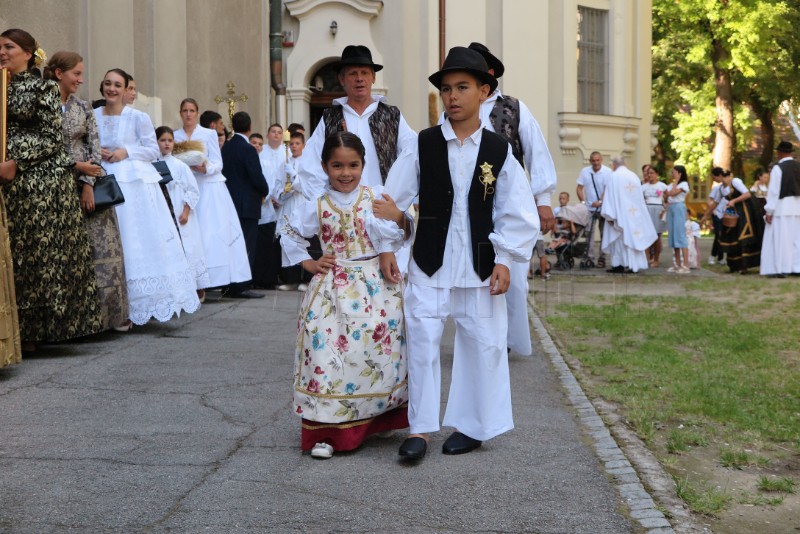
xmin=0 ymin=287 xmax=666 ymax=533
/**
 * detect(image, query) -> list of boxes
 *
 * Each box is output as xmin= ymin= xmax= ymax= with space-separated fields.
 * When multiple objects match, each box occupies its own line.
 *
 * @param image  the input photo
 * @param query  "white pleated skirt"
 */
xmin=195 ymin=181 xmax=251 ymax=287
xmin=114 ymin=181 xmax=201 ymax=324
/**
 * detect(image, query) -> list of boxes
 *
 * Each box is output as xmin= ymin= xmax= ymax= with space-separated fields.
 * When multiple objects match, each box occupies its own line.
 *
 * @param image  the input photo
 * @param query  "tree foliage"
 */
xmin=652 ymin=0 xmax=800 ymax=179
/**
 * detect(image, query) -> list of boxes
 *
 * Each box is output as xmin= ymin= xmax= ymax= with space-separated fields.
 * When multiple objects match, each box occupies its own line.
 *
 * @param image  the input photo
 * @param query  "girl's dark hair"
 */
xmin=179 ymin=98 xmax=199 ymax=112
xmin=1 ymin=28 xmax=37 ymax=71
xmin=752 ymin=167 xmax=767 ymax=181
xmin=155 ymin=126 xmax=174 ymax=139
xmin=99 ymin=68 xmax=131 ymax=96
xmin=711 ymin=167 xmax=731 ymax=177
xmin=43 ymin=51 xmax=83 ymax=82
xmin=673 ymin=165 xmax=689 ymax=183
xmin=321 ymin=131 xmax=366 ymax=165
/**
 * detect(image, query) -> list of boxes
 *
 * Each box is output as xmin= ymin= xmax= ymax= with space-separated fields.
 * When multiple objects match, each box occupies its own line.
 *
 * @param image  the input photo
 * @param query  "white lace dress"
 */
xmin=94 ymin=107 xmax=200 ymax=324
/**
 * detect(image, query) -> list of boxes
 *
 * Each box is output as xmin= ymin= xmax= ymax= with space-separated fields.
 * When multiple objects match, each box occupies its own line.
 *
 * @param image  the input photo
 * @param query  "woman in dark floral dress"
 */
xmin=0 ymin=29 xmax=102 ymax=351
xmin=45 ymin=51 xmax=130 ymax=332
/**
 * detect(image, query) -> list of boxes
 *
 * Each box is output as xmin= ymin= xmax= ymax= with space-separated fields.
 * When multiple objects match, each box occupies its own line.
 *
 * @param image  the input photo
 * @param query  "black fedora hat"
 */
xmin=429 ymin=46 xmax=498 ymax=93
xmin=777 ymin=140 xmax=794 ymax=153
xmin=334 ymin=45 xmax=383 ymax=72
xmin=468 ymin=42 xmax=505 ymax=78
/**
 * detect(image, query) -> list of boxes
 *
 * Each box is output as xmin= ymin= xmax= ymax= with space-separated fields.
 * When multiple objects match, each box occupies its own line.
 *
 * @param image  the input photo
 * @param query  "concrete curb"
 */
xmin=530 ymin=307 xmax=676 ymax=534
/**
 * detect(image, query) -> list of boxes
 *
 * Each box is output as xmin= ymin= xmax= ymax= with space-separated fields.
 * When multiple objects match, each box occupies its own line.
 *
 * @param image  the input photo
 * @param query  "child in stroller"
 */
xmin=546 ymin=203 xmax=591 ymax=270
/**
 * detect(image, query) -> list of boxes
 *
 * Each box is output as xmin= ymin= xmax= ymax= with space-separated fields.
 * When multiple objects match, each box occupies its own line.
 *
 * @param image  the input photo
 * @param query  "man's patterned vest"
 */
xmin=322 ymin=102 xmax=401 ymax=183
xmin=489 ymin=95 xmax=524 ymax=168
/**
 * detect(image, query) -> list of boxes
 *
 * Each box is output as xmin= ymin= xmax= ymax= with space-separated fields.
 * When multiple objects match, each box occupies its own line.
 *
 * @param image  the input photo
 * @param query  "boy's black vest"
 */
xmin=778 ymin=159 xmax=800 ymax=198
xmin=322 ymin=102 xmax=400 ymax=183
xmin=414 ymin=126 xmax=508 ymax=281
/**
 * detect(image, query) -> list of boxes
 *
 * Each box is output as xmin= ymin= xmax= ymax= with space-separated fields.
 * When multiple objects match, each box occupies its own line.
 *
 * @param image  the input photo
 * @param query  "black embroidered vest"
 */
xmin=414 ymin=126 xmax=509 ymax=281
xmin=489 ymin=95 xmax=524 ymax=167
xmin=778 ymin=159 xmax=800 ymax=199
xmin=322 ymin=102 xmax=401 ymax=182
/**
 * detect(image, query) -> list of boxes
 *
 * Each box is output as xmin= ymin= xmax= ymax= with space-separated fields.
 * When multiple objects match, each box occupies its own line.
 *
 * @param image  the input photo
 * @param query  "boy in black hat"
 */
xmin=377 ymin=47 xmax=539 ymax=461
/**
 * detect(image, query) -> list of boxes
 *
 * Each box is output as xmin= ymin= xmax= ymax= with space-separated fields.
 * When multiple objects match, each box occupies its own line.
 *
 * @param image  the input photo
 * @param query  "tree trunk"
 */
xmin=755 ymin=106 xmax=775 ymax=170
xmin=711 ymin=38 xmax=735 ymax=171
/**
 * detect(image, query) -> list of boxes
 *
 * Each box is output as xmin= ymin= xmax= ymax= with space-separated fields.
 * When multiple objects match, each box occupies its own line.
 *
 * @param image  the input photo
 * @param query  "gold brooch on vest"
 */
xmin=480 ymin=162 xmax=496 ymax=201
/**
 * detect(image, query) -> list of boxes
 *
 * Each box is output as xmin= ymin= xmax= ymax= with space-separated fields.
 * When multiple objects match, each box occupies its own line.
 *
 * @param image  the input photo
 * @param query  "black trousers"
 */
xmin=252 ymin=222 xmax=281 ymax=288
xmin=229 ymin=217 xmax=258 ymax=293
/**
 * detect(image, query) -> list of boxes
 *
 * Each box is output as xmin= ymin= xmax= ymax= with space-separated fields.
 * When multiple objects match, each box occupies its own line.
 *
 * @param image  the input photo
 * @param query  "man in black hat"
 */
xmin=761 ymin=140 xmax=800 ymax=277
xmin=296 ymin=44 xmax=417 ymax=201
xmin=378 ymin=46 xmax=538 ymax=461
xmin=456 ymin=42 xmax=557 ymax=358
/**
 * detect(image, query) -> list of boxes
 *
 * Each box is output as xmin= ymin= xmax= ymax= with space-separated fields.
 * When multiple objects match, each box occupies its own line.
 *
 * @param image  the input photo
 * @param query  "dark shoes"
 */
xmin=225 ymin=289 xmax=264 ymax=299
xmin=442 ymin=432 xmax=482 ymax=455
xmin=398 ymin=437 xmax=427 ymax=460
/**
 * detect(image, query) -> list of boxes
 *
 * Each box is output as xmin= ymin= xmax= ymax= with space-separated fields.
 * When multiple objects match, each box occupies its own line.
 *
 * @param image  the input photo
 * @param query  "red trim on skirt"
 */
xmin=301 ymin=404 xmax=409 ymax=451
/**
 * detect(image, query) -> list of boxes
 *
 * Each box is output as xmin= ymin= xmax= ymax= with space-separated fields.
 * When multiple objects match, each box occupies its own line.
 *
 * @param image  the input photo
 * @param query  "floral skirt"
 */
xmin=293 ymin=256 xmax=408 ymax=445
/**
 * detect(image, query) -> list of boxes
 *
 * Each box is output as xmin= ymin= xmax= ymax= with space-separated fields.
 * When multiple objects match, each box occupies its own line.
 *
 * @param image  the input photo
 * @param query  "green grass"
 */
xmin=757 ymin=476 xmax=796 ymax=494
xmin=674 ymin=475 xmax=733 ymax=516
xmin=666 ymin=428 xmax=708 ymax=454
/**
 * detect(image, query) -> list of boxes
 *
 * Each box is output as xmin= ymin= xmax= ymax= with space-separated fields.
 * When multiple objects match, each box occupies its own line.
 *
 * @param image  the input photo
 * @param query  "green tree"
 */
xmin=652 ymin=0 xmax=798 ymax=178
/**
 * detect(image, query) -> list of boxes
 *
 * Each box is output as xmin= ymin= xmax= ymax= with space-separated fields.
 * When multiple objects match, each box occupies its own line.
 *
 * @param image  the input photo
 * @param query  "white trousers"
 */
xmin=760 ymin=215 xmax=800 ymax=275
xmin=404 ymin=283 xmax=514 ymax=441
xmin=506 ymin=262 xmax=533 ymax=356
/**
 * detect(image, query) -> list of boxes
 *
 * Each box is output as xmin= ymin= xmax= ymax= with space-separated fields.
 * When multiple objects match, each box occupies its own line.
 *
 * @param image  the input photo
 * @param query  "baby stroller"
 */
xmin=547 ymin=203 xmax=592 ymax=271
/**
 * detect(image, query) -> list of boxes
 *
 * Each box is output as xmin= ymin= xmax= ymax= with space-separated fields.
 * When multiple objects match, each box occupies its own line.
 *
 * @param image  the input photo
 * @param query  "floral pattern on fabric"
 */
xmin=3 ymin=70 xmax=102 ymax=341
xmin=294 ymin=189 xmax=407 ymax=423
xmin=62 ymin=95 xmax=129 ymax=331
xmin=0 ymin=193 xmax=21 ymax=367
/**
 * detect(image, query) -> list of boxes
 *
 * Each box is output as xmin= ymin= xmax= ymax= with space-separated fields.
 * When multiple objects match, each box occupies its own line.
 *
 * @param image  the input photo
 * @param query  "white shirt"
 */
xmin=257 ymin=144 xmax=285 ymax=224
xmin=438 ymin=90 xmax=557 ymax=207
xmin=641 ymin=181 xmax=668 ymax=205
xmin=667 ymin=181 xmax=689 ymax=204
xmin=709 ymin=183 xmax=728 ymax=218
xmin=383 ymin=119 xmax=539 ymax=289
xmin=576 ymin=165 xmax=611 ymax=212
xmin=297 ymin=95 xmax=417 ymax=200
xmin=766 ymin=157 xmax=800 ymax=216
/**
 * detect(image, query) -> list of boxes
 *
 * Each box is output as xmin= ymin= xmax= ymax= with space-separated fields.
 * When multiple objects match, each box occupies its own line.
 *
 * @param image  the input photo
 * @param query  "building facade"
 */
xmin=1 ymin=0 xmax=653 ymax=200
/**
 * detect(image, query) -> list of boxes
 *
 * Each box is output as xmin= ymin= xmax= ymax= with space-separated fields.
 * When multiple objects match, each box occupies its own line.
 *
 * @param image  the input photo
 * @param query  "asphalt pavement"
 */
xmin=0 ymin=287 xmax=669 ymax=533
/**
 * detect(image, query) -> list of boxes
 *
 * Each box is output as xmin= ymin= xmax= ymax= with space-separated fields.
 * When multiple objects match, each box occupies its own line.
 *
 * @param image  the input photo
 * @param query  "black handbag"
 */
xmin=92 ymin=174 xmax=125 ymax=211
xmin=152 ymin=160 xmax=173 ymax=185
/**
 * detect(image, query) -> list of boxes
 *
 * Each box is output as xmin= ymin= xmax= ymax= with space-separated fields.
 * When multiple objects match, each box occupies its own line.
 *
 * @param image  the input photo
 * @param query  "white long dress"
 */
xmin=160 ymin=154 xmax=210 ymax=289
xmin=94 ymin=107 xmax=200 ymax=324
xmin=173 ymin=125 xmax=251 ymax=287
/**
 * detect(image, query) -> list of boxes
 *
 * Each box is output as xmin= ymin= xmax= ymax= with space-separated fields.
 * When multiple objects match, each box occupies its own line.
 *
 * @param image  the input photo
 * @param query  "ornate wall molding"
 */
xmin=558 ymin=112 xmax=642 ymax=161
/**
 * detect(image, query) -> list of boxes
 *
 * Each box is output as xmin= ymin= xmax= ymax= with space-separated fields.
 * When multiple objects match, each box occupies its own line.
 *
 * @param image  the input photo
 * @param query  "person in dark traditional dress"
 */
xmin=716 ymin=168 xmax=764 ymax=274
xmin=0 ymin=29 xmax=102 ymax=352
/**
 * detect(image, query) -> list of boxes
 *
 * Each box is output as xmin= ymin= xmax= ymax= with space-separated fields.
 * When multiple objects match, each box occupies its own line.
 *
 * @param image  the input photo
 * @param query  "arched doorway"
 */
xmin=308 ymin=61 xmax=345 ymax=131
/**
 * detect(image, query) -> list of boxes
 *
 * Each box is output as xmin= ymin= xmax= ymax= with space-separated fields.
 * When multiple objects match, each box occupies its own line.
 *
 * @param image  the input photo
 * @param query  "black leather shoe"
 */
xmin=606 ymin=266 xmax=625 ymax=274
xmin=226 ymin=289 xmax=264 ymax=299
xmin=442 ymin=432 xmax=482 ymax=455
xmin=398 ymin=437 xmax=427 ymax=460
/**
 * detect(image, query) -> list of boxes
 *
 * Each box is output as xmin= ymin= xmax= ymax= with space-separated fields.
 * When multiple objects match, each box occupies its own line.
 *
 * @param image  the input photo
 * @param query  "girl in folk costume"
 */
xmin=94 ymin=69 xmax=200 ymax=324
xmin=280 ymin=132 xmax=409 ymax=459
xmin=156 ymin=126 xmax=211 ymax=298
xmin=716 ymin=169 xmax=764 ymax=274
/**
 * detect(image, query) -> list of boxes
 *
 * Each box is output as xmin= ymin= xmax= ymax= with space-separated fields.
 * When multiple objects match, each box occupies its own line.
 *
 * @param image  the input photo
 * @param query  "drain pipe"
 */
xmin=270 ymin=0 xmax=286 ymax=126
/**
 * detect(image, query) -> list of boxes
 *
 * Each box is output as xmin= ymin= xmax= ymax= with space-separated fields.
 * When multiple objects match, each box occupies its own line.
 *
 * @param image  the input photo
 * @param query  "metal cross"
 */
xmin=214 ymin=81 xmax=248 ymax=125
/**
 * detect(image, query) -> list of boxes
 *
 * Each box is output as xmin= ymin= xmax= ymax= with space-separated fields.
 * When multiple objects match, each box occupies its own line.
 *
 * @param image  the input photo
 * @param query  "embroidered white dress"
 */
xmin=281 ymin=185 xmax=408 ymax=425
xmin=160 ymin=154 xmax=210 ymax=289
xmin=94 ymin=107 xmax=200 ymax=324
xmin=173 ymin=125 xmax=251 ymax=287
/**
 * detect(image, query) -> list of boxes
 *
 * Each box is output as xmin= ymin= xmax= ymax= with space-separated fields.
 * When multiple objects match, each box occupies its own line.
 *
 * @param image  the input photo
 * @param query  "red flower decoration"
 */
xmin=296 ymin=406 xmax=303 ymax=414
xmin=307 ymin=379 xmax=320 ymax=393
xmin=313 ymin=366 xmax=325 ymax=375
xmin=335 ymin=335 xmax=349 ymax=352
xmin=372 ymin=322 xmax=388 ymax=342
xmin=332 ymin=232 xmax=346 ymax=253
xmin=380 ymin=309 xmax=387 ymax=317
xmin=333 ymin=269 xmax=349 ymax=288
xmin=321 ymin=223 xmax=333 ymax=243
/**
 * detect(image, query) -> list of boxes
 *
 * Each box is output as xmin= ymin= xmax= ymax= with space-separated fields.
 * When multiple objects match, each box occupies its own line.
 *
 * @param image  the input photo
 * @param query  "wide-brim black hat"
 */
xmin=333 ymin=45 xmax=383 ymax=72
xmin=777 ymin=140 xmax=794 ymax=153
xmin=468 ymin=42 xmax=505 ymax=78
xmin=429 ymin=46 xmax=498 ymax=93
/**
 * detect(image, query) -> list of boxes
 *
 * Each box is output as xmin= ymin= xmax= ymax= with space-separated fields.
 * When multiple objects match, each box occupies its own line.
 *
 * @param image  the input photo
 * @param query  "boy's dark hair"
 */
xmin=321 ymin=132 xmax=365 ymax=165
xmin=290 ymin=132 xmax=305 ymax=143
xmin=155 ymin=125 xmax=174 ymax=139
xmin=249 ymin=133 xmax=264 ymax=141
xmin=268 ymin=123 xmax=283 ymax=133
xmin=200 ymin=110 xmax=223 ymax=129
xmin=288 ymin=123 xmax=305 ymax=134
xmin=231 ymin=111 xmax=251 ymax=133
xmin=711 ymin=167 xmax=731 ymax=178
